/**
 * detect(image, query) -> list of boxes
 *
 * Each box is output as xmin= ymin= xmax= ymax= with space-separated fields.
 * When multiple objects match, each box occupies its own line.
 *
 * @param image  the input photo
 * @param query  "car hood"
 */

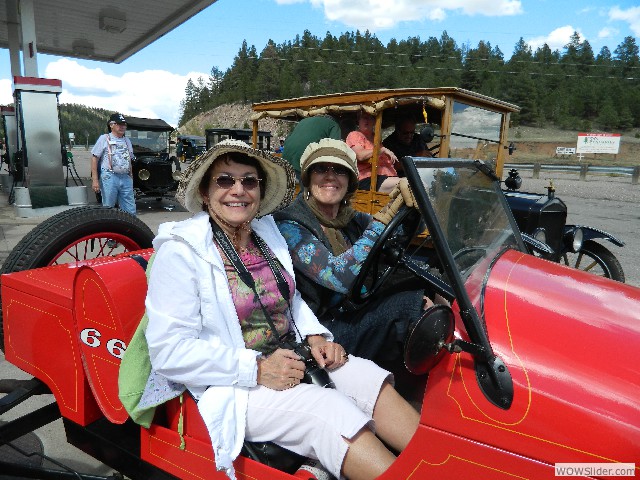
xmin=423 ymin=249 xmax=640 ymax=467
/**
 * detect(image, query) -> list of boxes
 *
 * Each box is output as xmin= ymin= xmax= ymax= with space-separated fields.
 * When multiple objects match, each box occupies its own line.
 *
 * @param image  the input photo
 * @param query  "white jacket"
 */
xmin=145 ymin=212 xmax=332 ymax=478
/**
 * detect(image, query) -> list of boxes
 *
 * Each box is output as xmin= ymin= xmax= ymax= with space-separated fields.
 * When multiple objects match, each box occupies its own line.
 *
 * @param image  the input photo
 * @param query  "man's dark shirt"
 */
xmin=382 ymin=131 xmax=426 ymax=160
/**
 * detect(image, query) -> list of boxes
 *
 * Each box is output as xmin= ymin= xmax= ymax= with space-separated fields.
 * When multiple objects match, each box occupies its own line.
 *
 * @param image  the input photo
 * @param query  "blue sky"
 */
xmin=1 ymin=0 xmax=639 ymax=126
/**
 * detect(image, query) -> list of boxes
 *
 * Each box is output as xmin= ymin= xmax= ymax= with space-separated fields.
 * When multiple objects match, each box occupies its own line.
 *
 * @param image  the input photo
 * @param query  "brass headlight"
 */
xmin=172 ymin=171 xmax=183 ymax=181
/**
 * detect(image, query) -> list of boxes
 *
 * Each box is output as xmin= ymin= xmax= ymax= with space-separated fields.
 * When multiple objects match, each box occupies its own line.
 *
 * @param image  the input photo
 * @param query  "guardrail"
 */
xmin=504 ymin=163 xmax=640 ymax=184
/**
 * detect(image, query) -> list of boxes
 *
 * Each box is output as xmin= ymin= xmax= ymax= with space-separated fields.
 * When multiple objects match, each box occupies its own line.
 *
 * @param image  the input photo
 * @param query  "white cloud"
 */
xmin=527 ymin=25 xmax=583 ymax=52
xmin=301 ymin=0 xmax=522 ymax=30
xmin=43 ymin=58 xmax=208 ymax=126
xmin=609 ymin=6 xmax=640 ymax=37
xmin=598 ymin=27 xmax=618 ymax=39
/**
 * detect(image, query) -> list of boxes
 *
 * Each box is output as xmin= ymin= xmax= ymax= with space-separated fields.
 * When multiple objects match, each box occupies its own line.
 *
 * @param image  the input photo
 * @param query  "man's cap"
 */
xmin=109 ymin=113 xmax=126 ymax=124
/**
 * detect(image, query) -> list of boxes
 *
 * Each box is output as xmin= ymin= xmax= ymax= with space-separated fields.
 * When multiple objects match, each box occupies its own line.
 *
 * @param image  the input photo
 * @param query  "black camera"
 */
xmin=280 ymin=333 xmax=335 ymax=389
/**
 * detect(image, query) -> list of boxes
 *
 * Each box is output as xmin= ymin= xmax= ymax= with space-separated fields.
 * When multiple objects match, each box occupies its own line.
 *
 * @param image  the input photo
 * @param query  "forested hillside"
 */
xmin=58 ymin=104 xmax=113 ymax=146
xmin=178 ymin=30 xmax=640 ymax=133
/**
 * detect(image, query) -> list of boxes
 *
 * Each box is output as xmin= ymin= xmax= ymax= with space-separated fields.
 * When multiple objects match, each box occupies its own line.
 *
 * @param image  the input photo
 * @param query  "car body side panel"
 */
xmin=422 ymin=249 xmax=640 ymax=473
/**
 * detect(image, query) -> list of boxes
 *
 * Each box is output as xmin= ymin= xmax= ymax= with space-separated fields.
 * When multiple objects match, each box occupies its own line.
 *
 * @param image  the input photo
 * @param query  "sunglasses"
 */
xmin=311 ymin=163 xmax=350 ymax=176
xmin=212 ymin=175 xmax=262 ymax=190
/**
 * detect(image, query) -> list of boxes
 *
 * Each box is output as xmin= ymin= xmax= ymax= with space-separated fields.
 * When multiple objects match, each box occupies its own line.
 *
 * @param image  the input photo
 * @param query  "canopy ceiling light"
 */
xmin=99 ymin=10 xmax=127 ymax=34
xmin=72 ymin=39 xmax=95 ymax=57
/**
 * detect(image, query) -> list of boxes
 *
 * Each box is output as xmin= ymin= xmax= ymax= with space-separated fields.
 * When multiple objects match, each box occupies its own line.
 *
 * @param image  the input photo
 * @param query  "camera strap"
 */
xmin=209 ymin=217 xmax=294 ymax=342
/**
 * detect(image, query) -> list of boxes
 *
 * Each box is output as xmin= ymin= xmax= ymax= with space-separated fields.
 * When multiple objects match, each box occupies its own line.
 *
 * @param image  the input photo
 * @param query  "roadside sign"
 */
xmin=576 ymin=133 xmax=621 ymax=154
xmin=556 ymin=147 xmax=575 ymax=155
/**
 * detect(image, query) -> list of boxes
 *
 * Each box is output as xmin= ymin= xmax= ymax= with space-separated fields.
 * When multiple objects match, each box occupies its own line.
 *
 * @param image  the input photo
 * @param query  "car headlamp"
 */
xmin=532 ymin=227 xmax=546 ymax=245
xmin=571 ymin=227 xmax=584 ymax=253
xmin=138 ymin=169 xmax=150 ymax=181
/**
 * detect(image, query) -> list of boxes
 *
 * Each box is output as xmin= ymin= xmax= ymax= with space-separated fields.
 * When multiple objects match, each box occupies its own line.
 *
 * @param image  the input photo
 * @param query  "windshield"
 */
xmin=449 ymin=102 xmax=503 ymax=170
xmin=126 ymin=130 xmax=169 ymax=154
xmin=413 ymin=161 xmax=524 ymax=283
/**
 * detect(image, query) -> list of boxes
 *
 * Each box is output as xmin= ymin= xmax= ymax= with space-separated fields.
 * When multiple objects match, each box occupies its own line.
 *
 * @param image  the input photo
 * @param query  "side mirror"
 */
xmin=404 ymin=304 xmax=454 ymax=375
xmin=419 ymin=125 xmax=435 ymax=144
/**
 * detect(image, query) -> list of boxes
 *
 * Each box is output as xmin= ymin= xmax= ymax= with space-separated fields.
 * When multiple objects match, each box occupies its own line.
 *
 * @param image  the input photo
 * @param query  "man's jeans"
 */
xmin=100 ymin=170 xmax=136 ymax=215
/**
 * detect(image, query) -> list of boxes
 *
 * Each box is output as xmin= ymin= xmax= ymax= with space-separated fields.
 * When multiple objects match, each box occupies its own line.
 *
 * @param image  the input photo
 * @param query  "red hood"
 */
xmin=423 ymin=249 xmax=640 ymax=467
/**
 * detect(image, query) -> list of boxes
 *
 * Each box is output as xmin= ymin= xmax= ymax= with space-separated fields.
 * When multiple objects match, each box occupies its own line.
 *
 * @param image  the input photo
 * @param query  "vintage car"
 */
xmin=125 ymin=116 xmax=182 ymax=199
xmin=1 ymin=156 xmax=639 ymax=479
xmin=176 ymin=134 xmax=206 ymax=162
xmin=250 ymin=88 xmax=625 ymax=281
xmin=205 ymin=127 xmax=272 ymax=151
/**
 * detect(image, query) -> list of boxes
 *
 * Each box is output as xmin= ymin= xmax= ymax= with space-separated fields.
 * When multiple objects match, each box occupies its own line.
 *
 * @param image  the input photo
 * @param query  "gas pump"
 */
xmin=0 ymin=105 xmax=18 ymax=194
xmin=9 ymin=77 xmax=87 ymax=216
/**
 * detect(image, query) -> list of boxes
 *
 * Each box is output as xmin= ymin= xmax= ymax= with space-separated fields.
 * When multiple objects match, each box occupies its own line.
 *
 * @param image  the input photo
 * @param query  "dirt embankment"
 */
xmin=179 ymin=105 xmax=640 ymax=166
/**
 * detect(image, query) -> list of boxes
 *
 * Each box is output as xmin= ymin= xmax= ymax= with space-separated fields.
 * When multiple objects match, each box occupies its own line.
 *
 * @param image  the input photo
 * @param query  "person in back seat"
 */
xmin=143 ymin=140 xmax=419 ymax=480
xmin=346 ymin=111 xmax=400 ymax=193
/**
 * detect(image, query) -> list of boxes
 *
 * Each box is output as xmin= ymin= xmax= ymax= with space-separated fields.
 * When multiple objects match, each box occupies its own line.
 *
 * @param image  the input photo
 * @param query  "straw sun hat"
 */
xmin=176 ymin=139 xmax=296 ymax=217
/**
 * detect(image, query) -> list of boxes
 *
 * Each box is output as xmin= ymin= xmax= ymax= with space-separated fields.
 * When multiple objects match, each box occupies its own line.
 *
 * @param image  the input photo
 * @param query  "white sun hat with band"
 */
xmin=299 ymin=138 xmax=359 ymax=192
xmin=176 ymin=139 xmax=296 ymax=217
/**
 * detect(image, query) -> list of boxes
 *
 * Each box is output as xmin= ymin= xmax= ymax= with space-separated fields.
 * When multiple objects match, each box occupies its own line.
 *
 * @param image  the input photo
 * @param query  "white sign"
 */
xmin=576 ymin=133 xmax=621 ymax=154
xmin=556 ymin=147 xmax=576 ymax=155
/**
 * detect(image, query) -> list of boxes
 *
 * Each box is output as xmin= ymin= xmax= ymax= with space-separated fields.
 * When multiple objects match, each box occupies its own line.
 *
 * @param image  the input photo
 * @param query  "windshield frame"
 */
xmin=403 ymin=157 xmax=526 ymax=361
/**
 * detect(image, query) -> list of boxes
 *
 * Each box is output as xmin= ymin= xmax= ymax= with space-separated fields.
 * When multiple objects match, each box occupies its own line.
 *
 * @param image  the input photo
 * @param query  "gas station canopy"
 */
xmin=0 ymin=0 xmax=218 ymax=63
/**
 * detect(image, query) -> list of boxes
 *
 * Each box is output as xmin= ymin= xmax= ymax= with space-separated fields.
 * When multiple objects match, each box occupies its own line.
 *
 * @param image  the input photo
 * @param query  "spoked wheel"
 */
xmin=0 ymin=206 xmax=154 ymax=350
xmin=350 ymin=206 xmax=422 ymax=304
xmin=560 ymin=240 xmax=625 ymax=283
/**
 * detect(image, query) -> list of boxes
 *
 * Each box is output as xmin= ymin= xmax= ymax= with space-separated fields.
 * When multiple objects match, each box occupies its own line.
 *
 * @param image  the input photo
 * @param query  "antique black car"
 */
xmin=176 ymin=134 xmax=206 ymax=162
xmin=205 ymin=127 xmax=272 ymax=150
xmin=502 ymin=168 xmax=625 ymax=282
xmin=125 ymin=116 xmax=182 ymax=199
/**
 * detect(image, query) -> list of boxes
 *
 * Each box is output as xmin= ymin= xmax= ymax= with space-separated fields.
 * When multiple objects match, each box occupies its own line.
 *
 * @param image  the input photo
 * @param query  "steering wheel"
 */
xmin=350 ymin=205 xmax=422 ymax=304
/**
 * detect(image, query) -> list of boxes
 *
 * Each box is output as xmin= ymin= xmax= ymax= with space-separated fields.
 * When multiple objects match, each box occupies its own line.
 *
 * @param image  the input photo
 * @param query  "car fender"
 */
xmin=565 ymin=225 xmax=625 ymax=248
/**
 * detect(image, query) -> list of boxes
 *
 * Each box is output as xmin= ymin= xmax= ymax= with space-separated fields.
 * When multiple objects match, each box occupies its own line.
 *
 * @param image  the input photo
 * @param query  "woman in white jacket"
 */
xmin=145 ymin=139 xmax=419 ymax=480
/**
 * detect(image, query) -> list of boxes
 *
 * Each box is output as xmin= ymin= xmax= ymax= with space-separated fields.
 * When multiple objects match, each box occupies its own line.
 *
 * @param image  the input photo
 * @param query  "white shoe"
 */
xmin=296 ymin=459 xmax=334 ymax=480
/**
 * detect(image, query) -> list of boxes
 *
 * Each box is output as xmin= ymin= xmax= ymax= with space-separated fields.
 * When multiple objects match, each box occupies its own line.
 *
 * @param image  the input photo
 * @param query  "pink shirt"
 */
xmin=346 ymin=130 xmax=397 ymax=181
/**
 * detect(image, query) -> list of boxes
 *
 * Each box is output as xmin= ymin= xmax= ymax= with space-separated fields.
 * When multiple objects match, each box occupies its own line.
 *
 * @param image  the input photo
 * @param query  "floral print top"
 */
xmin=277 ymin=219 xmax=385 ymax=305
xmin=218 ymin=238 xmax=295 ymax=355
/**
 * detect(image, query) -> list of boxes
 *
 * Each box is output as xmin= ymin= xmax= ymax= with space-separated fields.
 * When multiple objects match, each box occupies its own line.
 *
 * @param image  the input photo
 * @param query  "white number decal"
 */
xmin=80 ymin=328 xmax=101 ymax=348
xmin=106 ymin=338 xmax=126 ymax=359
xmin=80 ymin=328 xmax=127 ymax=359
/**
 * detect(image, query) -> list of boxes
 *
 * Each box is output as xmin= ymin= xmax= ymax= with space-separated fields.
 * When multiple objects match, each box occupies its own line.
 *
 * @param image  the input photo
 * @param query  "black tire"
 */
xmin=560 ymin=240 xmax=625 ymax=283
xmin=1 ymin=206 xmax=154 ymax=350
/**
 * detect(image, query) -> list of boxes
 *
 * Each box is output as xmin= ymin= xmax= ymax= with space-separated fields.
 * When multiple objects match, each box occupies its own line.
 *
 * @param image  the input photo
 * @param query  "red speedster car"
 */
xmin=1 ymin=157 xmax=639 ymax=479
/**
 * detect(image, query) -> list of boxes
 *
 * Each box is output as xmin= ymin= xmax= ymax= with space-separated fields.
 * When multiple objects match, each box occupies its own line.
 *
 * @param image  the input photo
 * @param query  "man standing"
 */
xmin=91 ymin=113 xmax=136 ymax=215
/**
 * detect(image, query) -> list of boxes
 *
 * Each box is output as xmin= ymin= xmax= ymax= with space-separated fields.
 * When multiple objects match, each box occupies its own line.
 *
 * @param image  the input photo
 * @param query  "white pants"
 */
xmin=245 ymin=356 xmax=391 ymax=479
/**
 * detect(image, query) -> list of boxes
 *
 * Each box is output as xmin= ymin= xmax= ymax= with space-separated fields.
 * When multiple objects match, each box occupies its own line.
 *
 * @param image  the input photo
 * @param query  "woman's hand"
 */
xmin=257 ymin=348 xmax=306 ymax=390
xmin=306 ymin=335 xmax=349 ymax=370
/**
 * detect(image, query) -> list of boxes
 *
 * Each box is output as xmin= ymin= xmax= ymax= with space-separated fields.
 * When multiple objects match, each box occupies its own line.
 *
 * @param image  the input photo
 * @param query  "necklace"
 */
xmin=208 ymin=206 xmax=252 ymax=252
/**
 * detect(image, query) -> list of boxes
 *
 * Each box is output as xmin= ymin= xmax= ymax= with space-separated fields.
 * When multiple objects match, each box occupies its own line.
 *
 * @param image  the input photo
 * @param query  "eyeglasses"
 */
xmin=311 ymin=163 xmax=350 ymax=176
xmin=212 ymin=175 xmax=262 ymax=190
